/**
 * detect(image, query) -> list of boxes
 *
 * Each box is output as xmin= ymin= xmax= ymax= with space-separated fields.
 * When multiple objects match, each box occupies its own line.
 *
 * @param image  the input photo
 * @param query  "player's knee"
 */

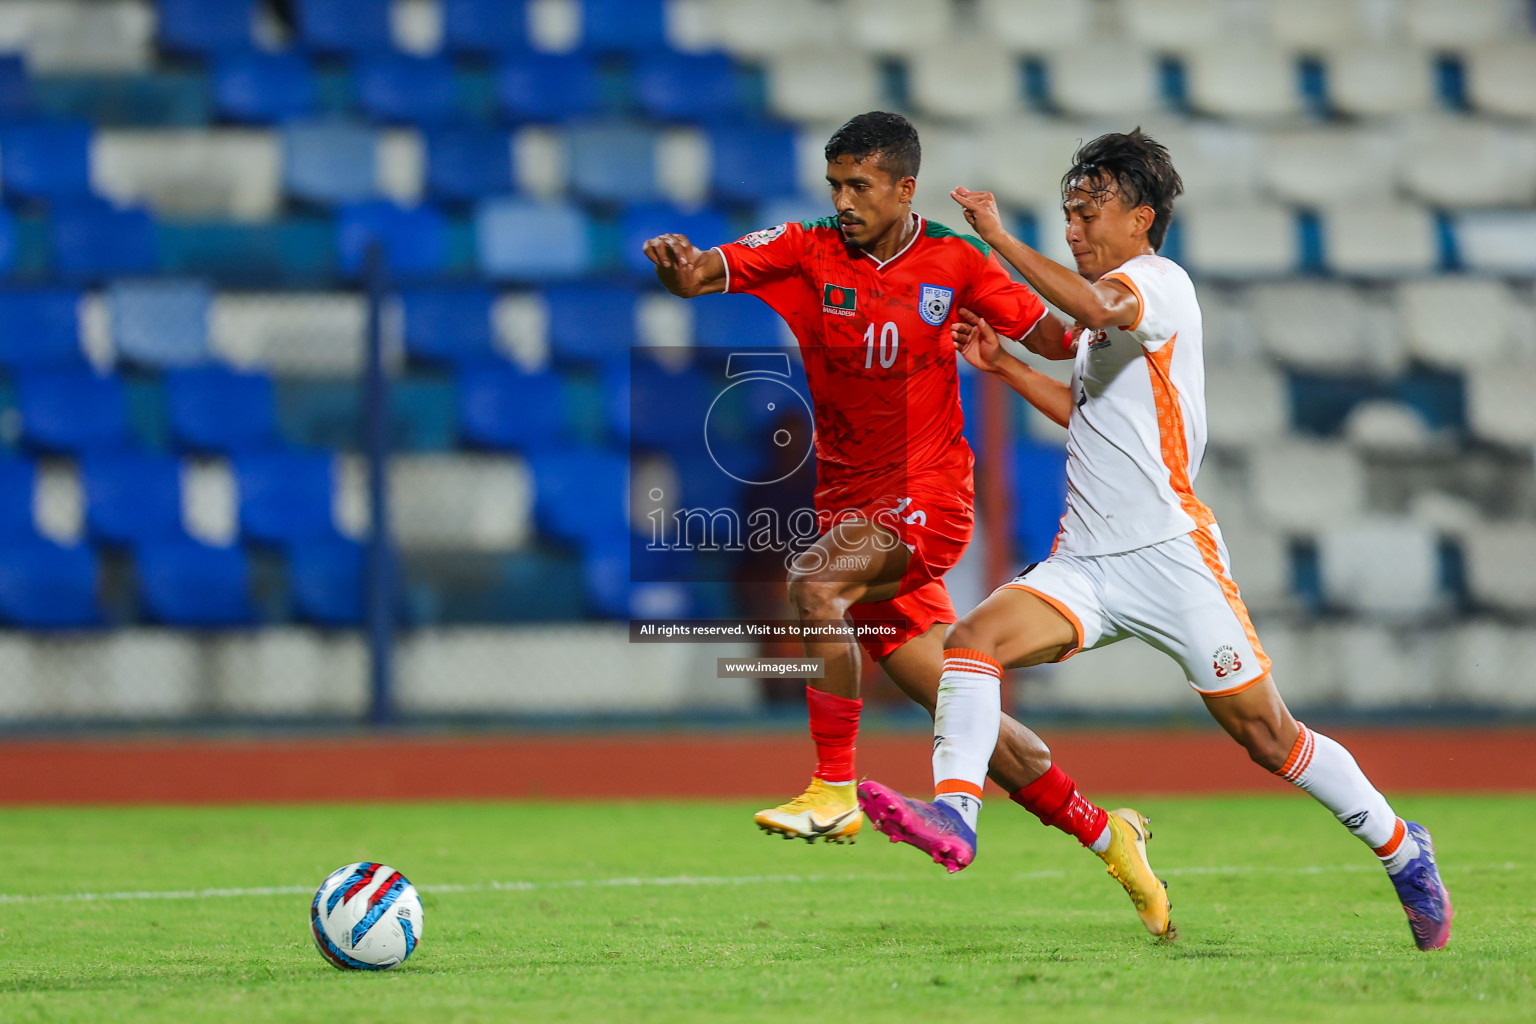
xmin=786 ymin=575 xmax=850 ymax=620
xmin=942 ymin=619 xmax=996 ymax=658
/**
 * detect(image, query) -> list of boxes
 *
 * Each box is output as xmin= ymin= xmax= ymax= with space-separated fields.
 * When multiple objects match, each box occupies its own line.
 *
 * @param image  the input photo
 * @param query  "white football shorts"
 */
xmin=1000 ymin=523 xmax=1272 ymax=696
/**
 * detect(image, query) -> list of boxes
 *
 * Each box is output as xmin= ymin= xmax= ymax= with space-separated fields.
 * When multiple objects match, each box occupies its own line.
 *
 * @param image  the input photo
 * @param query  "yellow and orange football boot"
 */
xmin=1099 ymin=807 xmax=1175 ymax=940
xmin=754 ymin=777 xmax=862 ymax=844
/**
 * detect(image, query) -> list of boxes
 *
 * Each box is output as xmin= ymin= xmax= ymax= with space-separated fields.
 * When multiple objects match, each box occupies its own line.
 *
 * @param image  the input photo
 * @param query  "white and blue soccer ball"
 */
xmin=310 ymin=862 xmax=424 ymax=970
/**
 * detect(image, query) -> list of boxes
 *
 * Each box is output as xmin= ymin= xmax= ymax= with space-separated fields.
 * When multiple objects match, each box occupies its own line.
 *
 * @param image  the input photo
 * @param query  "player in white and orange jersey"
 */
xmin=857 ymin=130 xmax=1451 ymax=951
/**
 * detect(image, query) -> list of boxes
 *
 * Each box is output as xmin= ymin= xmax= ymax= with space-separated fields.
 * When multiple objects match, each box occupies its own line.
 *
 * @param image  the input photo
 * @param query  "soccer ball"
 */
xmin=310 ymin=862 xmax=424 ymax=970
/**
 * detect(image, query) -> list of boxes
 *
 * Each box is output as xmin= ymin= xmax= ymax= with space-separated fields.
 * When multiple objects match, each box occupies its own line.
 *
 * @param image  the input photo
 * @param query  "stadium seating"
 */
xmin=81 ymin=451 xmax=185 ymax=545
xmin=296 ymin=0 xmax=394 ymax=55
xmin=0 ymin=120 xmax=92 ymax=200
xmin=166 ymin=367 xmax=277 ymax=453
xmin=1317 ymin=519 xmax=1443 ymax=619
xmin=156 ymin=0 xmax=254 ymax=55
xmin=19 ymin=371 xmax=129 ymax=452
xmin=335 ymin=200 xmax=449 ymax=278
xmin=235 ymin=449 xmax=342 ymax=546
xmin=634 ymin=52 xmax=741 ymax=122
xmin=0 ymin=290 xmax=86 ymax=369
xmin=356 ymin=54 xmax=459 ymax=125
xmin=283 ymin=122 xmax=379 ymax=206
xmin=475 ymin=197 xmax=591 ymax=280
xmin=425 ymin=128 xmax=514 ymax=202
xmin=288 ymin=539 xmax=366 ymax=625
xmin=0 ymin=541 xmax=101 ymax=627
xmin=135 ymin=540 xmax=254 ymax=626
xmin=456 ymin=362 xmax=565 ymax=450
xmin=496 ymin=54 xmax=602 ymax=122
xmin=50 ymin=202 xmax=158 ymax=281
xmin=441 ymin=0 xmax=527 ymax=53
xmin=213 ymin=53 xmax=318 ymax=123
xmin=400 ymin=286 xmax=496 ymax=364
xmin=108 ymin=279 xmax=212 ymax=367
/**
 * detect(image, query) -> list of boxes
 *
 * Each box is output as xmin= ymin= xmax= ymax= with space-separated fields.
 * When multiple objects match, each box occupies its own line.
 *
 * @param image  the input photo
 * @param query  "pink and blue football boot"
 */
xmin=1390 ymin=821 xmax=1453 ymax=950
xmin=857 ymin=780 xmax=976 ymax=873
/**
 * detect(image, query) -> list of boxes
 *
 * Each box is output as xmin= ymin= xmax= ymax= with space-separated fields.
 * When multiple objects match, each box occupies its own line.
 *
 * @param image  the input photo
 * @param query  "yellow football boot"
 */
xmin=754 ymin=777 xmax=863 ymax=844
xmin=1099 ymin=807 xmax=1175 ymax=940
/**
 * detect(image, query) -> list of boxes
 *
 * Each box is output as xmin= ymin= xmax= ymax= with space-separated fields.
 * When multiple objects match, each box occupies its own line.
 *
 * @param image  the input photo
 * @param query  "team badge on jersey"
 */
xmin=737 ymin=223 xmax=786 ymax=248
xmin=918 ymin=283 xmax=955 ymax=326
xmin=822 ymin=283 xmax=857 ymax=316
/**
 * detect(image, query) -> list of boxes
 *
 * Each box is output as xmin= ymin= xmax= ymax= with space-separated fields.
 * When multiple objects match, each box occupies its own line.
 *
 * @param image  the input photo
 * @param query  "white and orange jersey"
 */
xmin=1054 ymin=253 xmax=1213 ymax=557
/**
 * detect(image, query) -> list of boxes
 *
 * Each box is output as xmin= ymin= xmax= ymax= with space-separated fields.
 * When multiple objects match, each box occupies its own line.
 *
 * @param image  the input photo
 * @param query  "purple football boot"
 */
xmin=1390 ymin=821 xmax=1453 ymax=950
xmin=857 ymin=781 xmax=976 ymax=873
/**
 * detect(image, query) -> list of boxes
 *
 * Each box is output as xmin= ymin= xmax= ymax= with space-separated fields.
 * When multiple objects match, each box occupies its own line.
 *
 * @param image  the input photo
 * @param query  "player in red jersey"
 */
xmin=643 ymin=112 xmax=1170 ymax=936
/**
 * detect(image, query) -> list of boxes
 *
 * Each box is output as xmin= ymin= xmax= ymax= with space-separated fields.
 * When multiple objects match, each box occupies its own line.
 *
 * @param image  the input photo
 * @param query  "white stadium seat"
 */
xmin=906 ymin=123 xmax=986 ymax=223
xmin=1319 ymin=518 xmax=1443 ymax=620
xmin=1263 ymin=0 xmax=1369 ymax=47
xmin=1465 ymin=43 xmax=1536 ymax=119
xmin=1154 ymin=123 xmax=1264 ymax=208
xmin=1399 ymin=118 xmax=1536 ymax=209
xmin=0 ymin=0 xmax=153 ymax=73
xmin=1249 ymin=282 xmax=1394 ymax=373
xmin=1447 ymin=623 xmax=1536 ymax=709
xmin=1247 ymin=441 xmax=1366 ymax=533
xmin=1325 ymin=47 xmax=1436 ymax=118
xmin=686 ymin=0 xmax=825 ymax=58
xmin=1325 ymin=624 xmax=1442 ymax=707
xmin=978 ymin=118 xmax=1093 ymax=207
xmin=491 ymin=292 xmax=551 ymax=370
xmin=1465 ymin=365 xmax=1536 ymax=448
xmin=1322 ymin=203 xmax=1438 ymax=279
xmin=1455 ymin=211 xmax=1536 ymax=274
xmin=1462 ymin=524 xmax=1536 ymax=614
xmin=765 ymin=50 xmax=882 ymax=123
xmin=1199 ymin=287 xmax=1269 ymax=364
xmin=1403 ymin=0 xmax=1520 ymax=46
xmin=1019 ymin=635 xmax=1189 ymax=712
xmin=210 ymin=293 xmax=380 ymax=377
xmin=339 ymin=454 xmax=533 ymax=552
xmin=840 ymin=0 xmax=955 ymax=56
xmin=1179 ymin=203 xmax=1298 ymax=278
xmin=512 ymin=126 xmax=569 ymax=199
xmin=1204 ymin=362 xmax=1290 ymax=445
xmin=91 ymin=130 xmax=283 ymax=222
xmin=1397 ymin=277 xmax=1523 ymax=369
xmin=1047 ymin=49 xmax=1163 ymax=119
xmin=1212 ymin=516 xmax=1293 ymax=616
xmin=1184 ymin=43 xmax=1303 ymax=120
xmin=26 ymin=631 xmax=202 ymax=718
xmin=211 ymin=630 xmax=368 ymax=717
xmin=1117 ymin=0 xmax=1228 ymax=48
xmin=1258 ymin=129 xmax=1397 ymax=207
xmin=1340 ymin=399 xmax=1434 ymax=453
xmin=977 ymin=0 xmax=1093 ymax=50
xmin=908 ymin=46 xmax=1025 ymax=122
xmin=1248 ymin=624 xmax=1340 ymax=706
xmin=375 ymin=128 xmax=424 ymax=204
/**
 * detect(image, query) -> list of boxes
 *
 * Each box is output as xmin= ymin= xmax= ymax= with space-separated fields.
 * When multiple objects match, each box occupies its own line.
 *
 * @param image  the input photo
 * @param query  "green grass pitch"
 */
xmin=1 ymin=795 xmax=1531 ymax=1023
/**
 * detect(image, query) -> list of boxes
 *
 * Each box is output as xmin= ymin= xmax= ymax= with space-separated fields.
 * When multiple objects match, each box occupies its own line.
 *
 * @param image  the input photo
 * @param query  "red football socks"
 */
xmin=806 ymin=686 xmax=861 ymax=783
xmin=1010 ymin=764 xmax=1110 ymax=848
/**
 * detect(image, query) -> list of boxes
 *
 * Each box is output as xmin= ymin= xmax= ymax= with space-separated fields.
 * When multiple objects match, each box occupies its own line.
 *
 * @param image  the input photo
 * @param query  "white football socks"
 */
xmin=1274 ymin=724 xmax=1419 ymax=873
xmin=932 ymin=648 xmax=1004 ymax=834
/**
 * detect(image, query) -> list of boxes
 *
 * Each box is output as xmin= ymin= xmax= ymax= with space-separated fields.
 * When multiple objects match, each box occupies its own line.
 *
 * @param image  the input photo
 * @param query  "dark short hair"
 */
xmin=824 ymin=111 xmax=921 ymax=181
xmin=1062 ymin=129 xmax=1183 ymax=251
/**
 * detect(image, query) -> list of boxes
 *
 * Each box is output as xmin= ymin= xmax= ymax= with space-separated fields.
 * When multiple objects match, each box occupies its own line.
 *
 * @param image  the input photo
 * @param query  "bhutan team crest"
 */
xmin=919 ymin=283 xmax=955 ymax=326
xmin=1212 ymin=644 xmax=1244 ymax=679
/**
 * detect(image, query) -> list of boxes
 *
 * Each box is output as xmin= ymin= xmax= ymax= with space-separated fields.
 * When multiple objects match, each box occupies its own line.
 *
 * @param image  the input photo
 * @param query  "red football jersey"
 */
xmin=715 ymin=214 xmax=1047 ymax=504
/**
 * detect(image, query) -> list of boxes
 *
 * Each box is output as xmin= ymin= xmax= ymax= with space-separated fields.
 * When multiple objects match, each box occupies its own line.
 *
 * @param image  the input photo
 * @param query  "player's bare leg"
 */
xmin=864 ymin=587 xmax=1174 ymax=935
xmin=1202 ymin=676 xmax=1452 ymax=950
xmin=753 ymin=519 xmax=908 ymax=844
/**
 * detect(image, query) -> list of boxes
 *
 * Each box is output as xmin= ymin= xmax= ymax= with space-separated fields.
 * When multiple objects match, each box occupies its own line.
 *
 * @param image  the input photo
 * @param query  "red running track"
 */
xmin=1 ymin=729 xmax=1532 ymax=805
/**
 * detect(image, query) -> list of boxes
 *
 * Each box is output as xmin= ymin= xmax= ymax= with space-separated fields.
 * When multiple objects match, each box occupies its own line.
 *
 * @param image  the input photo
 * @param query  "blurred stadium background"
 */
xmin=0 ymin=0 xmax=1533 ymax=753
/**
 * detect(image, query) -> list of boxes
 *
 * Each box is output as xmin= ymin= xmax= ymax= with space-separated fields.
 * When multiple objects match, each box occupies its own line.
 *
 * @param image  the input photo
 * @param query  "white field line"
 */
xmin=0 ymin=862 xmax=1518 ymax=907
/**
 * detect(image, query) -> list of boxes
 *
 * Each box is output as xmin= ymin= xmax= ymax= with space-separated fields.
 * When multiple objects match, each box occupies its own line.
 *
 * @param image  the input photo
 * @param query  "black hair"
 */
xmin=824 ymin=111 xmax=921 ymax=181
xmin=1062 ymin=129 xmax=1183 ymax=251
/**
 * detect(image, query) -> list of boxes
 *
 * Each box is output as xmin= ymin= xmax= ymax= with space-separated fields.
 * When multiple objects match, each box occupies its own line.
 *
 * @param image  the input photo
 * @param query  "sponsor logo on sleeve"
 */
xmin=737 ymin=223 xmax=786 ymax=248
xmin=918 ymin=283 xmax=955 ymax=326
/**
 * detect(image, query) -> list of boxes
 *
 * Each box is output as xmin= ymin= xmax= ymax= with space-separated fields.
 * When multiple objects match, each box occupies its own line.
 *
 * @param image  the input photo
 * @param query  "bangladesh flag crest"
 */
xmin=822 ymin=283 xmax=857 ymax=316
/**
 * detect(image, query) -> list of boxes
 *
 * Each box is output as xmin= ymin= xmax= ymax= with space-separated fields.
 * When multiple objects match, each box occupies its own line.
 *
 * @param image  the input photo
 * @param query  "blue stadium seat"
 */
xmin=234 ymin=450 xmax=340 ymax=545
xmin=457 ymin=362 xmax=564 ymax=450
xmin=289 ymin=539 xmax=364 ymax=625
xmin=0 ymin=121 xmax=91 ymax=200
xmin=157 ymin=219 xmax=336 ymax=284
xmin=51 ymin=203 xmax=158 ymax=282
xmin=709 ymin=126 xmax=798 ymax=202
xmin=166 ymin=367 xmax=277 ymax=453
xmin=336 ymin=201 xmax=449 ymax=278
xmin=0 ymin=56 xmax=32 ymax=120
xmin=496 ymin=53 xmax=601 ymax=121
xmin=0 ymin=459 xmax=37 ymax=542
xmin=0 ymin=206 xmax=14 ymax=275
xmin=425 ymin=127 xmax=513 ymax=202
xmin=296 ymin=0 xmax=393 ymax=54
xmin=475 ymin=197 xmax=591 ymax=280
xmin=0 ymin=290 xmax=85 ymax=369
xmin=544 ymin=284 xmax=636 ymax=361
xmin=627 ymin=360 xmax=713 ymax=451
xmin=158 ymin=0 xmax=255 ymax=54
xmin=528 ymin=448 xmax=628 ymax=545
xmin=635 ymin=53 xmax=741 ymax=121
xmin=400 ymin=286 xmax=495 ymax=364
xmin=214 ymin=52 xmax=317 ymax=123
xmin=284 ymin=122 xmax=377 ymax=205
xmin=581 ymin=0 xmax=668 ymax=52
xmin=356 ymin=54 xmax=458 ymax=124
xmin=19 ymin=371 xmax=128 ymax=453
xmin=81 ymin=451 xmax=186 ymax=545
xmin=567 ymin=122 xmax=658 ymax=204
xmin=0 ymin=542 xmax=101 ymax=627
xmin=582 ymin=538 xmax=695 ymax=619
xmin=694 ymin=291 xmax=784 ymax=348
xmin=136 ymin=541 xmax=254 ymax=626
xmin=619 ymin=203 xmax=730 ymax=277
xmin=1014 ymin=440 xmax=1067 ymax=563
xmin=108 ymin=279 xmax=211 ymax=367
xmin=442 ymin=0 xmax=526 ymax=53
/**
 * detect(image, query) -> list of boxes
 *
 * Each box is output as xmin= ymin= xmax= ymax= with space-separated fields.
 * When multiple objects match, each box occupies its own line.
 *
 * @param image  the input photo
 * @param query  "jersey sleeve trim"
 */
xmin=712 ymin=245 xmax=733 ymax=294
xmin=1101 ymin=271 xmax=1144 ymax=332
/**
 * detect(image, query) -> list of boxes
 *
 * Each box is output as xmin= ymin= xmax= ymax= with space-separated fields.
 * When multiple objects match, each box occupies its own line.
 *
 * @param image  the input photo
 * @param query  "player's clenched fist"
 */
xmin=642 ymin=232 xmax=699 ymax=269
xmin=949 ymin=187 xmax=1004 ymax=242
xmin=642 ymin=232 xmax=726 ymax=298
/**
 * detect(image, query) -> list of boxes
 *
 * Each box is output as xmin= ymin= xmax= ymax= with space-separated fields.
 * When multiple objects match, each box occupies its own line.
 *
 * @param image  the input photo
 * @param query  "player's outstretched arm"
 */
xmin=642 ymin=233 xmax=727 ymax=298
xmin=953 ymin=309 xmax=1072 ymax=427
xmin=950 ymin=188 xmax=1138 ymax=331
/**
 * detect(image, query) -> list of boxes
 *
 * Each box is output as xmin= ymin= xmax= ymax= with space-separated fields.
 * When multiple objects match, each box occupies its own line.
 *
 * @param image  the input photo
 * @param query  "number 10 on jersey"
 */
xmin=864 ymin=321 xmax=899 ymax=369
